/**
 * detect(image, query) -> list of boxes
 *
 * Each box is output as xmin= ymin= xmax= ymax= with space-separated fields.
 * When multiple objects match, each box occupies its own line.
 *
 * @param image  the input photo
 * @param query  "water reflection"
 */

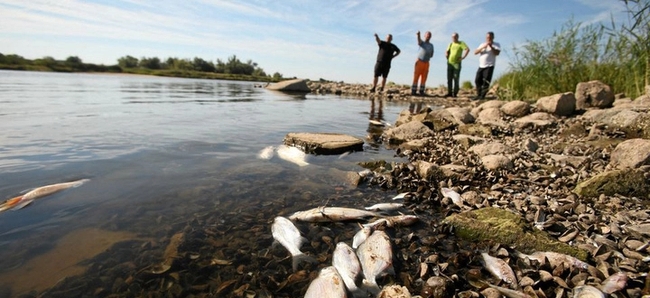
xmin=409 ymin=101 xmax=424 ymax=114
xmin=366 ymin=96 xmax=385 ymax=146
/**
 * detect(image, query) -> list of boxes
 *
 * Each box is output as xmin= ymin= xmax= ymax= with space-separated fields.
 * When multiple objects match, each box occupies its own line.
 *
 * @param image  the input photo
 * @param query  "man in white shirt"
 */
xmin=473 ymin=31 xmax=501 ymax=100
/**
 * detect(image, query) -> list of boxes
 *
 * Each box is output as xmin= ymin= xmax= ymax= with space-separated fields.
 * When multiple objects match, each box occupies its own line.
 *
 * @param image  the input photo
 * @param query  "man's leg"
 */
xmin=480 ymin=66 xmax=494 ymax=99
xmin=419 ymin=62 xmax=429 ymax=95
xmin=453 ymin=66 xmax=461 ymax=97
xmin=446 ymin=63 xmax=454 ymax=97
xmin=474 ymin=68 xmax=484 ymax=100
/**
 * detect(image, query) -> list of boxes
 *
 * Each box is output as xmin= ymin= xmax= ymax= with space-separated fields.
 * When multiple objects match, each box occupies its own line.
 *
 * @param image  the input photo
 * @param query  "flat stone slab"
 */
xmin=283 ymin=132 xmax=364 ymax=155
xmin=266 ymin=78 xmax=311 ymax=92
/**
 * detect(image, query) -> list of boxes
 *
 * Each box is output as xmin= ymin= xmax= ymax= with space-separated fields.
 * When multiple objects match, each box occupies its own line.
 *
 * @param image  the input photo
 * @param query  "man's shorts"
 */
xmin=374 ymin=62 xmax=391 ymax=78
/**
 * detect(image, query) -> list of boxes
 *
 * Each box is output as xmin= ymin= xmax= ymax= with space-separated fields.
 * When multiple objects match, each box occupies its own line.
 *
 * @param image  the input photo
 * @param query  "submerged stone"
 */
xmin=443 ymin=207 xmax=588 ymax=260
xmin=284 ymin=132 xmax=364 ymax=155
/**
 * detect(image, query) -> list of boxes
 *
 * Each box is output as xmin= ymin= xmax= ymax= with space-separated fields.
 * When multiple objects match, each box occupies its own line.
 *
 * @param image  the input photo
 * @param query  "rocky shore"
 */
xmin=304 ymin=80 xmax=650 ymax=297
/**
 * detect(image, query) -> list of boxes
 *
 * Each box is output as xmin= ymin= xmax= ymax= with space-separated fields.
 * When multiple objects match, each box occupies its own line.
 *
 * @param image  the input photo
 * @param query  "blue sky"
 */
xmin=0 ymin=0 xmax=629 ymax=86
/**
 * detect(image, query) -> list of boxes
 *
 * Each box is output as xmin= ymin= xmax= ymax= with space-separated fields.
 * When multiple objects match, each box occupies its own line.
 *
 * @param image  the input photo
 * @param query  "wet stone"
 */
xmin=283 ymin=132 xmax=364 ymax=155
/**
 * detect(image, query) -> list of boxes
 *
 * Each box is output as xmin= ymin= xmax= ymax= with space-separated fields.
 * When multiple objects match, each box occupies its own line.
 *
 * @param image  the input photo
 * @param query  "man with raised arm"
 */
xmin=370 ymin=33 xmax=400 ymax=94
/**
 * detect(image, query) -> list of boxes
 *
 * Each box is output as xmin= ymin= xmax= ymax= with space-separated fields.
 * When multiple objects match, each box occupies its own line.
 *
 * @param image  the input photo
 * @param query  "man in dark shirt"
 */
xmin=370 ymin=33 xmax=400 ymax=93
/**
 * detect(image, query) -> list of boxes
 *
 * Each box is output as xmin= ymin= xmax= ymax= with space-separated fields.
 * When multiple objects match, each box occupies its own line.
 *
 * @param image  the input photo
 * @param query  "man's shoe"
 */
xmin=444 ymin=94 xmax=452 ymax=98
xmin=369 ymin=87 xmax=375 ymax=93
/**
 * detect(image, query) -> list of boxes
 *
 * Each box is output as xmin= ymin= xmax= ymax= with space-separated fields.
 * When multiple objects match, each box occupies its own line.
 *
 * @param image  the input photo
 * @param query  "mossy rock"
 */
xmin=457 ymin=124 xmax=493 ymax=138
xmin=443 ymin=207 xmax=588 ymax=260
xmin=574 ymin=169 xmax=650 ymax=198
xmin=358 ymin=160 xmax=390 ymax=171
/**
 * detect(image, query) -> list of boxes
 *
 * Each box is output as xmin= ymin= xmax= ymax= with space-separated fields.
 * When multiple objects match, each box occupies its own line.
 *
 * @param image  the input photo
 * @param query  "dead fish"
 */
xmin=487 ymin=284 xmax=533 ymax=298
xmin=364 ymin=202 xmax=403 ymax=212
xmin=357 ymin=230 xmax=393 ymax=295
xmin=391 ymin=192 xmax=411 ymax=200
xmin=572 ymin=285 xmax=605 ymax=298
xmin=441 ymin=187 xmax=464 ymax=208
xmin=599 ymin=271 xmax=627 ymax=294
xmin=304 ymin=266 xmax=348 ymax=298
xmin=338 ymin=151 xmax=352 ymax=159
xmin=288 ymin=206 xmax=380 ymax=222
xmin=276 ymin=145 xmax=309 ymax=167
xmin=271 ymin=216 xmax=316 ymax=271
xmin=363 ymin=215 xmax=419 ymax=229
xmin=352 ymin=224 xmax=373 ymax=249
xmin=516 ymin=251 xmax=588 ymax=270
xmin=257 ymin=145 xmax=275 ymax=160
xmin=333 ymin=242 xmax=362 ymax=294
xmin=481 ymin=252 xmax=517 ymax=287
xmin=369 ymin=119 xmax=385 ymax=126
xmin=0 ymin=179 xmax=90 ymax=211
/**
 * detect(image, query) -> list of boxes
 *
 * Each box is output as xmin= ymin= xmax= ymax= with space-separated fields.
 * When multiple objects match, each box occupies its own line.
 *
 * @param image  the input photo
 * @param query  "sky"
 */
xmin=0 ymin=0 xmax=631 ymax=87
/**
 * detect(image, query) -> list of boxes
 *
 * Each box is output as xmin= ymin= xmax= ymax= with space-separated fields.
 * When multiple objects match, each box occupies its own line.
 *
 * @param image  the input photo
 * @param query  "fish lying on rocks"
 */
xmin=333 ymin=242 xmax=362 ymax=295
xmin=0 ymin=178 xmax=90 ymax=212
xmin=288 ymin=206 xmax=380 ymax=222
xmin=440 ymin=187 xmax=464 ymax=208
xmin=599 ymin=271 xmax=628 ymax=294
xmin=481 ymin=252 xmax=517 ymax=287
xmin=357 ymin=230 xmax=393 ymax=295
xmin=363 ymin=215 xmax=419 ymax=229
xmin=391 ymin=192 xmax=411 ymax=200
xmin=271 ymin=216 xmax=316 ymax=271
xmin=352 ymin=225 xmax=373 ymax=249
xmin=304 ymin=266 xmax=347 ymax=298
xmin=572 ymin=285 xmax=605 ymax=298
xmin=364 ymin=202 xmax=403 ymax=212
xmin=515 ymin=251 xmax=588 ymax=270
xmin=276 ymin=145 xmax=309 ymax=167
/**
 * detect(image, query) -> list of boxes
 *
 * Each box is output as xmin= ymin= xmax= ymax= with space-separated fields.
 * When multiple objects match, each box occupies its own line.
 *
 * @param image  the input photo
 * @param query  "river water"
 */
xmin=0 ymin=71 xmax=423 ymax=296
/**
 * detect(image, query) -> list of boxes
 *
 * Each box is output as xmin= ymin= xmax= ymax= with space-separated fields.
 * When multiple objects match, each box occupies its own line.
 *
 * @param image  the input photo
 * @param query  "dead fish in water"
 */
xmin=271 ymin=216 xmax=316 ymax=271
xmin=0 ymin=179 xmax=90 ymax=212
xmin=368 ymin=119 xmax=391 ymax=127
xmin=357 ymin=230 xmax=393 ymax=295
xmin=304 ymin=266 xmax=348 ymax=298
xmin=515 ymin=251 xmax=588 ymax=270
xmin=481 ymin=252 xmax=517 ymax=287
xmin=363 ymin=215 xmax=419 ymax=229
xmin=333 ymin=242 xmax=362 ymax=295
xmin=352 ymin=224 xmax=373 ymax=249
xmin=599 ymin=271 xmax=627 ymax=294
xmin=572 ymin=285 xmax=605 ymax=298
xmin=288 ymin=206 xmax=380 ymax=222
xmin=391 ymin=192 xmax=411 ymax=200
xmin=364 ymin=202 xmax=403 ymax=212
xmin=276 ymin=145 xmax=309 ymax=167
xmin=257 ymin=145 xmax=275 ymax=160
xmin=441 ymin=187 xmax=464 ymax=208
xmin=338 ymin=151 xmax=352 ymax=159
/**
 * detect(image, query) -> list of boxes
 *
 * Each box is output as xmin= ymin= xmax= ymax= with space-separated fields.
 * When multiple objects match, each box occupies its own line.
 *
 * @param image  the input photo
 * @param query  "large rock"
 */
xmin=481 ymin=154 xmax=513 ymax=170
xmin=575 ymin=80 xmax=614 ymax=109
xmin=382 ymin=120 xmax=433 ymax=144
xmin=574 ymin=169 xmax=650 ymax=198
xmin=500 ymin=100 xmax=530 ymax=117
xmin=609 ymin=138 xmax=650 ymax=169
xmin=457 ymin=124 xmax=493 ymax=138
xmin=443 ymin=207 xmax=587 ymax=259
xmin=513 ymin=112 xmax=557 ymax=129
xmin=469 ymin=142 xmax=511 ymax=157
xmin=283 ymin=132 xmax=363 ymax=155
xmin=536 ymin=92 xmax=576 ymax=116
xmin=476 ymin=108 xmax=506 ymax=127
xmin=266 ymin=78 xmax=311 ymax=92
xmin=445 ymin=107 xmax=475 ymax=124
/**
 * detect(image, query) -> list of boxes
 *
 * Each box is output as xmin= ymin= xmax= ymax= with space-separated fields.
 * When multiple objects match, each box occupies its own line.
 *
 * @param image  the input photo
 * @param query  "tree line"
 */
xmin=0 ymin=53 xmax=285 ymax=82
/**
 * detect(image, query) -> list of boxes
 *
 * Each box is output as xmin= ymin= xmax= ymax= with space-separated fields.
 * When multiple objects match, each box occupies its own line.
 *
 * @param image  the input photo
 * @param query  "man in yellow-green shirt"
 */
xmin=444 ymin=32 xmax=469 ymax=98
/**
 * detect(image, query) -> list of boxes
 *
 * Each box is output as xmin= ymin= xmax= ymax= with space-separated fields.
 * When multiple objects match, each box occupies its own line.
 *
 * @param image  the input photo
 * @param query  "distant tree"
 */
xmin=139 ymin=57 xmax=161 ymax=69
xmin=34 ymin=56 xmax=57 ymax=67
xmin=192 ymin=57 xmax=215 ymax=72
xmin=66 ymin=56 xmax=82 ymax=64
xmin=0 ymin=54 xmax=27 ymax=65
xmin=272 ymin=72 xmax=283 ymax=80
xmin=118 ymin=55 xmax=139 ymax=68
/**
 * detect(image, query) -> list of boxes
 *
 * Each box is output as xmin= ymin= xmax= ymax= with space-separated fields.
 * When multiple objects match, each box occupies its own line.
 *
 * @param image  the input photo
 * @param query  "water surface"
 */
xmin=0 ymin=71 xmax=420 ymax=296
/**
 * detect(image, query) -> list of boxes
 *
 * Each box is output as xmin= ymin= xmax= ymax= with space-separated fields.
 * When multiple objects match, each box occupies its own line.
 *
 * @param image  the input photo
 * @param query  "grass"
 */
xmin=495 ymin=18 xmax=649 ymax=102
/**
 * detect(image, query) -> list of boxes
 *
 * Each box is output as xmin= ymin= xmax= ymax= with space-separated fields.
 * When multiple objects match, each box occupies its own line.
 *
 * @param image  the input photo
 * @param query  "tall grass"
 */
xmin=496 ymin=18 xmax=648 ymax=101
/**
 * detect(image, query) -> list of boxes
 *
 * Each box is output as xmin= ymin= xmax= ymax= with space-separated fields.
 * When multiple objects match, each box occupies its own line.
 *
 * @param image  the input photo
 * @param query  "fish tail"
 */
xmin=11 ymin=199 xmax=33 ymax=210
xmin=292 ymin=253 xmax=317 ymax=271
xmin=360 ymin=279 xmax=381 ymax=296
xmin=0 ymin=196 xmax=24 ymax=212
xmin=72 ymin=179 xmax=90 ymax=187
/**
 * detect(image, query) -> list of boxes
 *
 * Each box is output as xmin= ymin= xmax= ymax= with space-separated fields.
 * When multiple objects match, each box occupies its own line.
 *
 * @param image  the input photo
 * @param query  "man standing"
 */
xmin=445 ymin=32 xmax=469 ymax=98
xmin=370 ymin=33 xmax=400 ymax=93
xmin=411 ymin=31 xmax=434 ymax=96
xmin=473 ymin=31 xmax=500 ymax=100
